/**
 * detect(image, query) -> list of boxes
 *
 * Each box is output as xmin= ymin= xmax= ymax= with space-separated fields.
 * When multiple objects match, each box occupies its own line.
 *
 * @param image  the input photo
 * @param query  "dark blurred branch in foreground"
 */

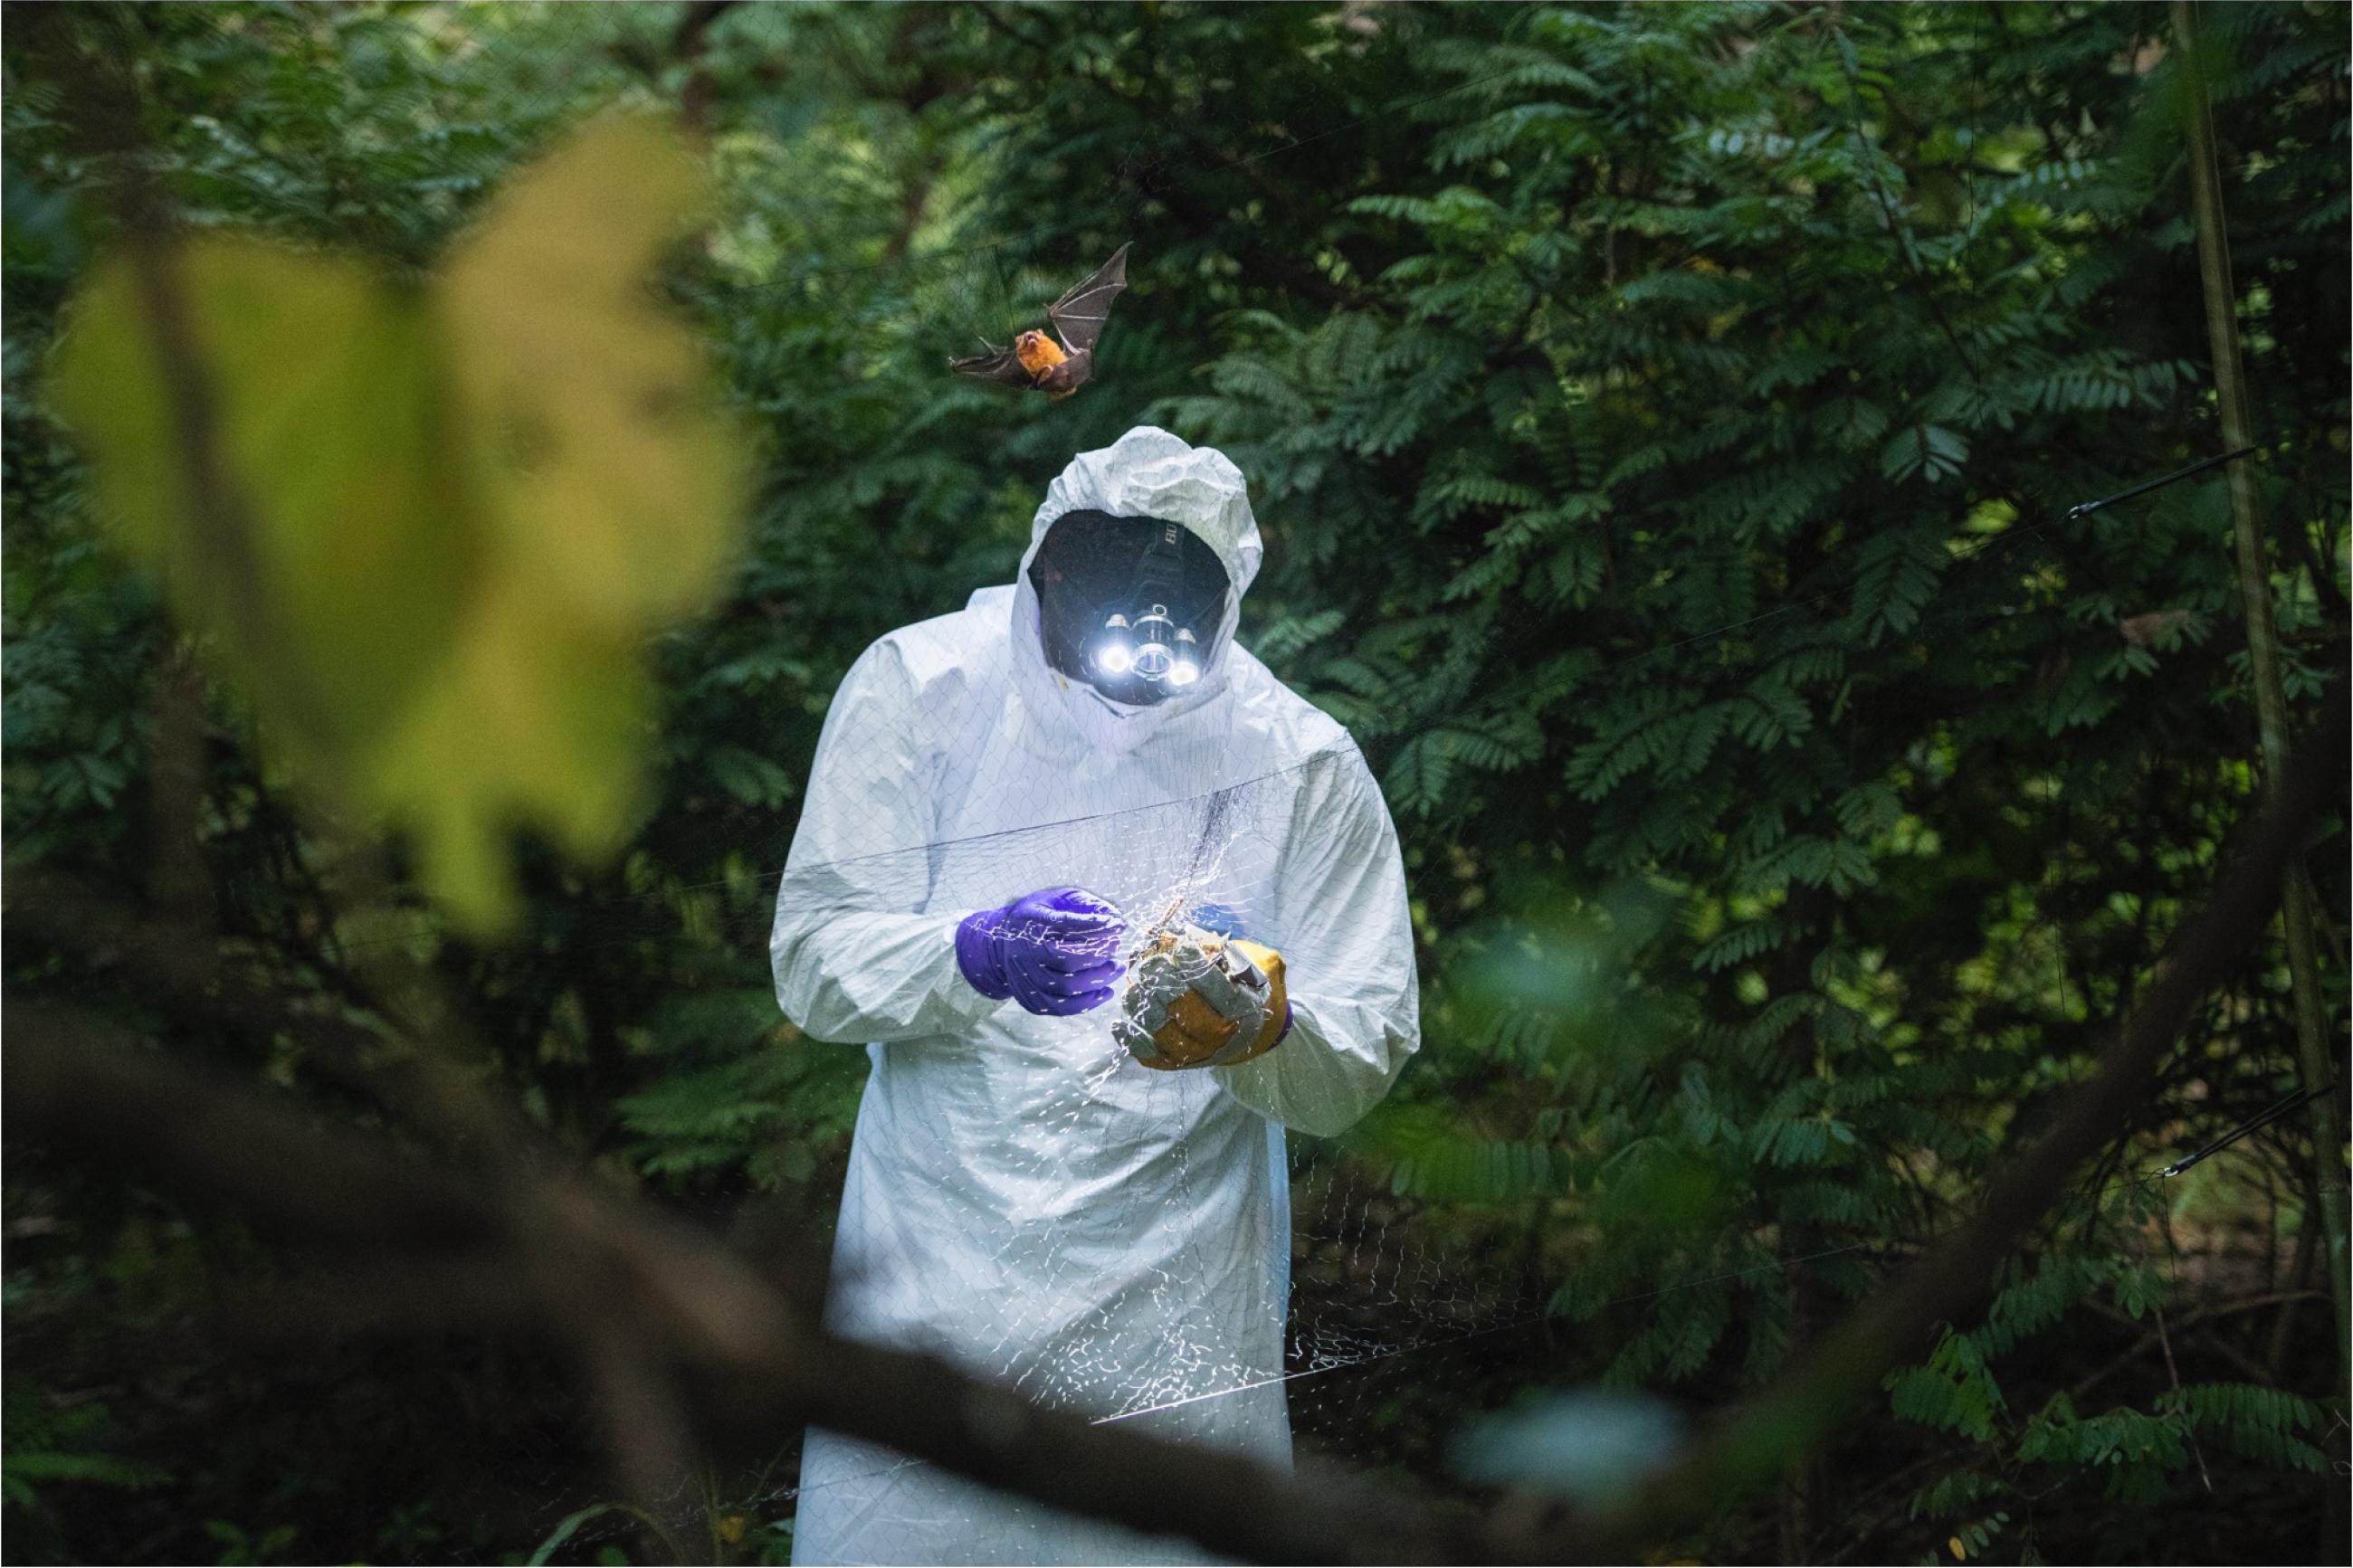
xmin=0 ymin=1005 xmax=1488 ymax=1565
xmin=5 ymin=1002 xmax=500 ymax=1250
xmin=9 ymin=694 xmax=2339 ymax=1564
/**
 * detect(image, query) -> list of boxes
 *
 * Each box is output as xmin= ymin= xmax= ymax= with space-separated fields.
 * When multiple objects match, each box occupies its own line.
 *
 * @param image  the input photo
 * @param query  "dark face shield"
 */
xmin=1029 ymin=508 xmax=1231 ymax=707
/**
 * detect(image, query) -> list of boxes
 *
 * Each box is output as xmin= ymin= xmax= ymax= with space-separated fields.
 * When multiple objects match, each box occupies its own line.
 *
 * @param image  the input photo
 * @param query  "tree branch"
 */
xmin=4 ymin=1007 xmax=1501 ymax=1565
xmin=669 ymin=0 xmax=742 ymax=134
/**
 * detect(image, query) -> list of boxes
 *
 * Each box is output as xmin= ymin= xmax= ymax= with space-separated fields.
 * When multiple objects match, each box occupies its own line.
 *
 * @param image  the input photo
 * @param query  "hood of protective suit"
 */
xmin=998 ymin=426 xmax=1262 ymax=755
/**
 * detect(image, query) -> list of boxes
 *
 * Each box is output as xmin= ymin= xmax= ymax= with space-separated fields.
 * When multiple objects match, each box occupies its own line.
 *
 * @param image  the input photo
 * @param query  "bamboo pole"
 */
xmin=2169 ymin=0 xmax=2349 ymax=1381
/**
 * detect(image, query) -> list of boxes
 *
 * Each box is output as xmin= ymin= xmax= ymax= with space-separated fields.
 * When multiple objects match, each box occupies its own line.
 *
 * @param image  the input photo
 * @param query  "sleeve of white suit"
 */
xmin=770 ymin=640 xmax=1005 ymax=1044
xmin=1215 ymin=741 xmax=1421 ymax=1136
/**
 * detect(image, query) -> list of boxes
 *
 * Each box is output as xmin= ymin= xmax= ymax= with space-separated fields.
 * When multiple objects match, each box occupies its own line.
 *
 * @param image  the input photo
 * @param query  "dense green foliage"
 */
xmin=4 ymin=4 xmax=2345 ymax=1564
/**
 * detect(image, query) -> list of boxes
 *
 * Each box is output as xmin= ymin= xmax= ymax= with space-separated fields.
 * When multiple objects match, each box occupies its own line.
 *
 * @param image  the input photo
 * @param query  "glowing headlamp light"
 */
xmin=1094 ymin=628 xmax=1135 ymax=675
xmin=1095 ymin=605 xmax=1201 ymax=688
xmin=1167 ymin=635 xmax=1201 ymax=688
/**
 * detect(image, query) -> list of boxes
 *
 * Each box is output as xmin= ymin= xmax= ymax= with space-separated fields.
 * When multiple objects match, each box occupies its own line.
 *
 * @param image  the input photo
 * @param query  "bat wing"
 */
xmin=1046 ymin=242 xmax=1131 ymax=357
xmin=948 ymin=339 xmax=1035 ymax=387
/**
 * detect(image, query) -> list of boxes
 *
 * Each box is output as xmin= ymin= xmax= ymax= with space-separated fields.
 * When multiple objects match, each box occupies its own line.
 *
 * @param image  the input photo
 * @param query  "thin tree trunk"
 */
xmin=2171 ymin=0 xmax=2349 ymax=1389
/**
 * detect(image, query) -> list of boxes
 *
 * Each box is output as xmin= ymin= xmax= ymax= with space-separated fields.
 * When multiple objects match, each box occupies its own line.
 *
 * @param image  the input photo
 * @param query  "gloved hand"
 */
xmin=1188 ymin=902 xmax=1245 ymax=939
xmin=955 ymin=887 xmax=1127 ymax=1016
xmin=1114 ymin=925 xmax=1291 ymax=1070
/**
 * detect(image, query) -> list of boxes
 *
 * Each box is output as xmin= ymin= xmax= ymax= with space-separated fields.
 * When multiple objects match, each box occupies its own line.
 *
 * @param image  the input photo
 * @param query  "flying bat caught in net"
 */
xmin=948 ymin=242 xmax=1131 ymax=400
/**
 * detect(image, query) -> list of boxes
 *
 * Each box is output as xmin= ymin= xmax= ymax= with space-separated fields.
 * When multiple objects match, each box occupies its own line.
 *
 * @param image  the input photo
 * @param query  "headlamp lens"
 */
xmin=1114 ymin=604 xmax=1184 ymax=682
xmin=1166 ymin=627 xmax=1200 ymax=687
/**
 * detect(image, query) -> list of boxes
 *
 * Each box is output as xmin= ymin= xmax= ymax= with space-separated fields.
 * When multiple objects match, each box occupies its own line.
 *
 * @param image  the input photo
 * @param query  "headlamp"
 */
xmin=1096 ymin=605 xmax=1205 ymax=688
xmin=1033 ymin=509 xmax=1227 ymax=707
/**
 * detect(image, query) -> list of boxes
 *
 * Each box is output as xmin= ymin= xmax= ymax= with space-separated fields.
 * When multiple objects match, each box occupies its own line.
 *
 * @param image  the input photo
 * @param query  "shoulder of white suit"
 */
xmin=1219 ymin=641 xmax=1354 ymax=757
xmin=853 ymin=600 xmax=1005 ymax=705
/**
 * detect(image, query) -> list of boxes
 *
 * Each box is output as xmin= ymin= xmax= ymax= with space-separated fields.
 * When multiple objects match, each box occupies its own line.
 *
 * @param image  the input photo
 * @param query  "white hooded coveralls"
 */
xmin=771 ymin=427 xmax=1421 ymax=1565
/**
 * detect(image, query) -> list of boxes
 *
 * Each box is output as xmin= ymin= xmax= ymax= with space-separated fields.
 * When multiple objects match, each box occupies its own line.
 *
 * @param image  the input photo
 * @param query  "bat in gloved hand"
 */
xmin=948 ymin=242 xmax=1131 ymax=401
xmin=1113 ymin=902 xmax=1291 ymax=1071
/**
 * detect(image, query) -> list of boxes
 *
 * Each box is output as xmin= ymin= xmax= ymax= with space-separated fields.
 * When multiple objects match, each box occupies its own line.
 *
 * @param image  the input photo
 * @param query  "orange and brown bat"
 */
xmin=948 ymin=242 xmax=1131 ymax=400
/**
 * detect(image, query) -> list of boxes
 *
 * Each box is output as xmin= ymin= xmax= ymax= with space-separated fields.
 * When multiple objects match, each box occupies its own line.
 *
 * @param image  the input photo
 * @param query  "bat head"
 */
xmin=1015 ymin=330 xmax=1068 ymax=376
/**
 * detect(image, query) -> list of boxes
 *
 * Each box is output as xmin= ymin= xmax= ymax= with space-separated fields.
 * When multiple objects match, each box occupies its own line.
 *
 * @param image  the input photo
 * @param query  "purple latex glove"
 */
xmin=955 ymin=887 xmax=1127 ymax=1016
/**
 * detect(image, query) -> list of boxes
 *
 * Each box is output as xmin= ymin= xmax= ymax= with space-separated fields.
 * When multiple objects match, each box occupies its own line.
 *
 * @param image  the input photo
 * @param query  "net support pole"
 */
xmin=2171 ymin=0 xmax=2349 ymax=1383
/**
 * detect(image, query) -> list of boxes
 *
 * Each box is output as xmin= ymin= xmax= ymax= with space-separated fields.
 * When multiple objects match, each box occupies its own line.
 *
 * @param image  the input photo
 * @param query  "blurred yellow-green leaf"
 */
xmin=366 ymin=578 xmax=653 ymax=931
xmin=49 ymin=237 xmax=476 ymax=758
xmin=46 ymin=114 xmax=748 ymax=935
xmin=441 ymin=115 xmax=750 ymax=630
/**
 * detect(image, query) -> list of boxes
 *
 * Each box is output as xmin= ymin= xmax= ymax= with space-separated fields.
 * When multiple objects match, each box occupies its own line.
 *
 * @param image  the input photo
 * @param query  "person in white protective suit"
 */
xmin=770 ymin=425 xmax=1421 ymax=1566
